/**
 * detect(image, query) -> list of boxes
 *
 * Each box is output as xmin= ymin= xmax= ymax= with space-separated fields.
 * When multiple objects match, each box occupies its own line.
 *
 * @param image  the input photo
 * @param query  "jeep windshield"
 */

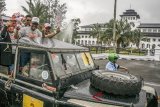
xmin=50 ymin=52 xmax=94 ymax=77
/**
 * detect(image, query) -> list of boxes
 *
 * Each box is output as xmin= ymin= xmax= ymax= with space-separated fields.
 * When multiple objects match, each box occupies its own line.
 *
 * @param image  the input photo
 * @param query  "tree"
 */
xmin=22 ymin=0 xmax=67 ymax=26
xmin=104 ymin=19 xmax=132 ymax=53
xmin=43 ymin=0 xmax=67 ymax=27
xmin=90 ymin=23 xmax=105 ymax=53
xmin=22 ymin=0 xmax=49 ymax=23
xmin=0 ymin=0 xmax=6 ymax=14
xmin=71 ymin=18 xmax=81 ymax=44
xmin=131 ymin=29 xmax=143 ymax=48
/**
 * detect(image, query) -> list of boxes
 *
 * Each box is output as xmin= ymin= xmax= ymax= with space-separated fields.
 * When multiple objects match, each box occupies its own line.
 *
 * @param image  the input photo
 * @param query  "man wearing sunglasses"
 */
xmin=24 ymin=15 xmax=32 ymax=27
xmin=106 ymin=53 xmax=128 ymax=72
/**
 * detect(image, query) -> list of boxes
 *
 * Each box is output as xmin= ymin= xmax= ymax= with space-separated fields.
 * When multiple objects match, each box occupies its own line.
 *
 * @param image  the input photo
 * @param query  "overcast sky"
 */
xmin=5 ymin=0 xmax=160 ymax=25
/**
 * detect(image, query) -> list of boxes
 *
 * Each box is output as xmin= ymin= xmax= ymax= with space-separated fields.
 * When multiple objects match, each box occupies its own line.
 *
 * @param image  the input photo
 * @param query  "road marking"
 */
xmin=144 ymin=82 xmax=160 ymax=87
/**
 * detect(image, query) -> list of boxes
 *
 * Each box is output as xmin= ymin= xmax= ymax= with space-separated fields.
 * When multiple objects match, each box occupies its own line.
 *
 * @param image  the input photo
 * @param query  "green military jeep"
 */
xmin=0 ymin=38 xmax=158 ymax=107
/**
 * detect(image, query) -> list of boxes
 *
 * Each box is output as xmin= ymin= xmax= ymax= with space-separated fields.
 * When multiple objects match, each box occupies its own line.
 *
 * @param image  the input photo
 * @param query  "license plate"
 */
xmin=23 ymin=94 xmax=44 ymax=107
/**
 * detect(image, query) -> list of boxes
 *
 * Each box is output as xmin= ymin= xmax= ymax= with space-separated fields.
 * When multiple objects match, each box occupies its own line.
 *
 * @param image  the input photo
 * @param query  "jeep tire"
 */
xmin=90 ymin=70 xmax=142 ymax=96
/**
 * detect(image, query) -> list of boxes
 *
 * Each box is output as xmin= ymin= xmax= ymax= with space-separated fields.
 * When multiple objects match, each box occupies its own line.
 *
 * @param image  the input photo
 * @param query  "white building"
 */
xmin=75 ymin=23 xmax=107 ymax=46
xmin=120 ymin=9 xmax=141 ymax=30
xmin=138 ymin=23 xmax=160 ymax=49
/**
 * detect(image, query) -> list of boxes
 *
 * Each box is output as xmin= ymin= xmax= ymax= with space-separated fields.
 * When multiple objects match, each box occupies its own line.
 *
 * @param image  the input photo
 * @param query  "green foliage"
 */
xmin=90 ymin=23 xmax=106 ymax=44
xmin=21 ymin=0 xmax=48 ymax=23
xmin=21 ymin=0 xmax=67 ymax=24
xmin=0 ymin=0 xmax=6 ymax=14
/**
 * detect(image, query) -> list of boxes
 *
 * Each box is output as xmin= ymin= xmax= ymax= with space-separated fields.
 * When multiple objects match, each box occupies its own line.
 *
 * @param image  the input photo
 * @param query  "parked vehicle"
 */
xmin=0 ymin=38 xmax=158 ymax=107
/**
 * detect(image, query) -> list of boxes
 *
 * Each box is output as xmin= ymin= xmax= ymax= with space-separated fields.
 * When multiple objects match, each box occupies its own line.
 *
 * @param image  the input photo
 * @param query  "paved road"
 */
xmin=94 ymin=59 xmax=160 ymax=106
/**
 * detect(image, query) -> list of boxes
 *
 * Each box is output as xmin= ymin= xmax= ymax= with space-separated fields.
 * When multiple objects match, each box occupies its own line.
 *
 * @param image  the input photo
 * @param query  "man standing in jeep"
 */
xmin=106 ymin=53 xmax=128 ymax=71
xmin=15 ymin=17 xmax=42 ymax=70
xmin=17 ymin=17 xmax=42 ymax=39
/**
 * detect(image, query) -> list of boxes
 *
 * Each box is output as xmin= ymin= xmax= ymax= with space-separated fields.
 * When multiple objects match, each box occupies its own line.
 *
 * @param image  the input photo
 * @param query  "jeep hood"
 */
xmin=63 ymin=79 xmax=147 ymax=107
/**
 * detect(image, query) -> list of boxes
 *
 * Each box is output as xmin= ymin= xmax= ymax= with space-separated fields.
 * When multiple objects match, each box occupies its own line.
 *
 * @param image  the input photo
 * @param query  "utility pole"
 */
xmin=29 ymin=0 xmax=32 ymax=13
xmin=47 ymin=0 xmax=52 ymax=23
xmin=113 ymin=0 xmax=117 ymax=53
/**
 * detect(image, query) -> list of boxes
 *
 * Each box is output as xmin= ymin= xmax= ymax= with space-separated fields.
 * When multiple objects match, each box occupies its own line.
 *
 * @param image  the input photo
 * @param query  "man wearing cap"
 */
xmin=16 ymin=17 xmax=42 ymax=39
xmin=15 ymin=17 xmax=42 ymax=70
xmin=0 ymin=15 xmax=18 ymax=75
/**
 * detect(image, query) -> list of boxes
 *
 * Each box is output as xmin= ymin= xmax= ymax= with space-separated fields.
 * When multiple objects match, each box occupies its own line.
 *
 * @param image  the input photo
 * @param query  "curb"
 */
xmin=93 ymin=57 xmax=155 ymax=61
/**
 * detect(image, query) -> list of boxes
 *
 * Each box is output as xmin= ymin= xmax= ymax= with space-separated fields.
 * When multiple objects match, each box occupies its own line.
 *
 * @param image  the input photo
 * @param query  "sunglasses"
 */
xmin=27 ymin=20 xmax=31 ymax=21
xmin=45 ymin=27 xmax=51 ymax=30
xmin=32 ymin=23 xmax=39 ymax=26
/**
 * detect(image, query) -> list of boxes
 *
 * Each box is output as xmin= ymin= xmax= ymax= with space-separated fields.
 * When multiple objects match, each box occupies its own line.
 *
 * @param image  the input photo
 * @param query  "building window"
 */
xmin=147 ymin=44 xmax=150 ymax=49
xmin=88 ymin=41 xmax=91 ymax=45
xmin=85 ymin=40 xmax=87 ymax=45
xmin=153 ymin=38 xmax=156 ymax=42
xmin=92 ymin=41 xmax=95 ymax=45
xmin=81 ymin=40 xmax=84 ymax=44
xmin=148 ymin=29 xmax=152 ymax=32
xmin=78 ymin=40 xmax=80 ymax=44
xmin=153 ymin=29 xmax=157 ymax=33
xmin=147 ymin=38 xmax=150 ymax=42
xmin=82 ymin=36 xmax=84 ymax=38
xmin=128 ymin=17 xmax=130 ymax=20
xmin=142 ymin=29 xmax=147 ymax=32
xmin=142 ymin=44 xmax=145 ymax=49
xmin=85 ymin=36 xmax=88 ymax=38
xmin=133 ymin=17 xmax=135 ymax=20
xmin=158 ymin=29 xmax=160 ymax=33
xmin=158 ymin=39 xmax=160 ymax=42
xmin=152 ymin=44 xmax=156 ymax=49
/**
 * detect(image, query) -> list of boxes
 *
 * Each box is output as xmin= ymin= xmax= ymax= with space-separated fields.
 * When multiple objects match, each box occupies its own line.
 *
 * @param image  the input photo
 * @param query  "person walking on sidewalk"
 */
xmin=106 ymin=53 xmax=128 ymax=72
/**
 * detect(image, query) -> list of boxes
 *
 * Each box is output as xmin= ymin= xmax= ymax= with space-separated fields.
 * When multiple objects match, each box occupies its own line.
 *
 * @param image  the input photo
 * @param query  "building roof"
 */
xmin=77 ymin=31 xmax=92 ymax=34
xmin=143 ymin=33 xmax=160 ymax=37
xmin=138 ymin=23 xmax=160 ymax=28
xmin=80 ymin=23 xmax=107 ymax=28
xmin=120 ymin=9 xmax=140 ymax=19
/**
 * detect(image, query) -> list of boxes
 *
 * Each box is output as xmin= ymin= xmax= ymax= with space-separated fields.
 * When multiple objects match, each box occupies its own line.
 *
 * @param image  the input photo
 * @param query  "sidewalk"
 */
xmin=92 ymin=53 xmax=157 ymax=61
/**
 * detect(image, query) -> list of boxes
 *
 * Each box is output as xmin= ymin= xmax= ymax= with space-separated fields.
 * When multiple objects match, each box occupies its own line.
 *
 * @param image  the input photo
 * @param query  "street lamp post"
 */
xmin=113 ymin=0 xmax=117 ymax=53
xmin=29 ymin=0 xmax=32 ymax=13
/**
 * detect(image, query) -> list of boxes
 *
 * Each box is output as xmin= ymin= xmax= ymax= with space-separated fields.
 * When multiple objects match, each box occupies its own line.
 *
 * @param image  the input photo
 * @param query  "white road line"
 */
xmin=144 ymin=82 xmax=160 ymax=87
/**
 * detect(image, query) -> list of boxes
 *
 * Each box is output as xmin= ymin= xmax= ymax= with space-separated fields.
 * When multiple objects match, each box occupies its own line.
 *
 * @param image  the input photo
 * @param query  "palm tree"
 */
xmin=21 ymin=0 xmax=49 ymax=23
xmin=104 ymin=19 xmax=132 ymax=53
xmin=90 ymin=23 xmax=105 ymax=53
xmin=131 ymin=29 xmax=143 ymax=48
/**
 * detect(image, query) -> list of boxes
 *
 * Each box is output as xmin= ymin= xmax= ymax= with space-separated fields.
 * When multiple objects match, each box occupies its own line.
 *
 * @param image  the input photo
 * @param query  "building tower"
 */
xmin=120 ymin=9 xmax=140 ymax=30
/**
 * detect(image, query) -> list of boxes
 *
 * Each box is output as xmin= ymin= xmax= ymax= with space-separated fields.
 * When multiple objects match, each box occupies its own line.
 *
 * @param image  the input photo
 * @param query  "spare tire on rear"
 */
xmin=90 ymin=70 xmax=142 ymax=96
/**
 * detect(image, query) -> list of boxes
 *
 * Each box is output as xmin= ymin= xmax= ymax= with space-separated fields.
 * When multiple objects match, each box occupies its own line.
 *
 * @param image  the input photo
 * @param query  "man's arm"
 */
xmin=119 ymin=65 xmax=128 ymax=71
xmin=44 ymin=28 xmax=60 ymax=38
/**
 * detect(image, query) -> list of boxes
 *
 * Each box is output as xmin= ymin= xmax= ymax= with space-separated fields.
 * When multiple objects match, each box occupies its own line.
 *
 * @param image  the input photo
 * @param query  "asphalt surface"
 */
xmin=94 ymin=59 xmax=160 ymax=106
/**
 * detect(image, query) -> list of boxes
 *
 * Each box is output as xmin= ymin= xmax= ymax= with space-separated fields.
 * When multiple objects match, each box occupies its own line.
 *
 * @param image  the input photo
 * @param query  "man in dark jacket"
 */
xmin=0 ymin=16 xmax=17 ymax=75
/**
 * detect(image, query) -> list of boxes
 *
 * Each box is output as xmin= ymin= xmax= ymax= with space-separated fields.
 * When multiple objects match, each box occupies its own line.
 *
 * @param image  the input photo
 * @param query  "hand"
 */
xmin=28 ymin=33 xmax=36 ymax=39
xmin=56 ymin=27 xmax=60 ymax=33
xmin=16 ymin=25 xmax=21 ymax=30
xmin=42 ymin=83 xmax=56 ymax=92
xmin=124 ymin=68 xmax=128 ymax=71
xmin=6 ymin=21 xmax=12 ymax=27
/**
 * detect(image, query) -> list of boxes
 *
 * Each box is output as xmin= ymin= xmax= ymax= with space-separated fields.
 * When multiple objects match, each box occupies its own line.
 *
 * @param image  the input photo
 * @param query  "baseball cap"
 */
xmin=32 ymin=17 xmax=40 ymax=24
xmin=44 ymin=23 xmax=51 ymax=28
